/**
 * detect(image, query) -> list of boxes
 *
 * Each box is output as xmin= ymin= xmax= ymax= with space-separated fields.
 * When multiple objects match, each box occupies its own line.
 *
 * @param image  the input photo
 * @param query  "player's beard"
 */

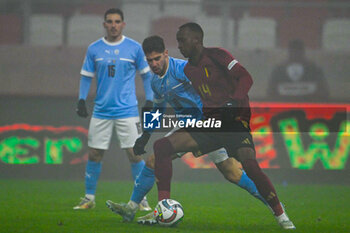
xmin=108 ymin=29 xmax=122 ymax=41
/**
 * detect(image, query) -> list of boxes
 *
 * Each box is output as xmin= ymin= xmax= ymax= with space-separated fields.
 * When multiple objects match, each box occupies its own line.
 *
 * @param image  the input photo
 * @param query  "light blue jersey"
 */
xmin=151 ymin=57 xmax=203 ymax=121
xmin=80 ymin=36 xmax=152 ymax=119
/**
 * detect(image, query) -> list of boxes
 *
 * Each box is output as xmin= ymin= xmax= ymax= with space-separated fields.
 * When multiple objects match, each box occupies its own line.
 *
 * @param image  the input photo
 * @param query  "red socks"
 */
xmin=154 ymin=137 xmax=174 ymax=201
xmin=242 ymin=159 xmax=283 ymax=216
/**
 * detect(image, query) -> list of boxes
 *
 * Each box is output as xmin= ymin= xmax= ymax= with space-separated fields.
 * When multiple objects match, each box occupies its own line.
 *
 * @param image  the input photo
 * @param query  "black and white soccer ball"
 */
xmin=154 ymin=199 xmax=184 ymax=227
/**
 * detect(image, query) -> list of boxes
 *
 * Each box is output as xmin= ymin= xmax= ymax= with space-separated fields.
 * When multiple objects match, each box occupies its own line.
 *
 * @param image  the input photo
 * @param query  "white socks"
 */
xmin=85 ymin=194 xmax=95 ymax=201
xmin=128 ymin=200 xmax=139 ymax=212
xmin=275 ymin=212 xmax=289 ymax=222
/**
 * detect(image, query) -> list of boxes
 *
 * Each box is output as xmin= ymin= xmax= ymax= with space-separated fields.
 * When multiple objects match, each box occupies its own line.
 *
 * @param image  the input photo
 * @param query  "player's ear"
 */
xmin=164 ymin=49 xmax=169 ymax=57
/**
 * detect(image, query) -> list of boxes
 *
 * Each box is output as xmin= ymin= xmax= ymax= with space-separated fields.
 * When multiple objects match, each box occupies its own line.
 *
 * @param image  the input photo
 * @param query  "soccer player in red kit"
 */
xmin=141 ymin=23 xmax=295 ymax=229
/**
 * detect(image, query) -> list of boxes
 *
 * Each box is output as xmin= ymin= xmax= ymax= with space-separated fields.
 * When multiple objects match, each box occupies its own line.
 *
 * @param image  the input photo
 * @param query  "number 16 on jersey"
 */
xmin=108 ymin=65 xmax=116 ymax=77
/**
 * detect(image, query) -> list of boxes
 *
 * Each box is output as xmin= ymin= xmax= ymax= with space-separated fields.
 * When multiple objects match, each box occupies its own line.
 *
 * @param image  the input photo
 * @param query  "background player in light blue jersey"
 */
xmin=106 ymin=35 xmax=269 ymax=223
xmin=74 ymin=8 xmax=153 ymax=211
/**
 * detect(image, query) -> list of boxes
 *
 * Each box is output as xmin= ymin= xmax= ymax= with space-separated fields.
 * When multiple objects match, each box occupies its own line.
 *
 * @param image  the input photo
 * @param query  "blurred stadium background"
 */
xmin=0 ymin=0 xmax=349 ymax=184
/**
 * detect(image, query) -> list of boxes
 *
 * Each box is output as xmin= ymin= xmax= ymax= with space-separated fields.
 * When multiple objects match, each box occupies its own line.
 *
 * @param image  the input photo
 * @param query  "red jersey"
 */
xmin=184 ymin=47 xmax=253 ymax=121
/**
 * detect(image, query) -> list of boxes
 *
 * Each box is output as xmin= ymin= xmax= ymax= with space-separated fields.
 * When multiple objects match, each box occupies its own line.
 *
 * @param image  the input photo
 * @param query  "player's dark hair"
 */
xmin=104 ymin=8 xmax=124 ymax=21
xmin=142 ymin=35 xmax=165 ymax=54
xmin=179 ymin=22 xmax=204 ymax=42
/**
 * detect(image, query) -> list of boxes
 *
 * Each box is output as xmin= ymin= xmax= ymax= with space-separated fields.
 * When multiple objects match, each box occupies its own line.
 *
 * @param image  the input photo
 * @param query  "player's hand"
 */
xmin=143 ymin=100 xmax=153 ymax=112
xmin=76 ymin=99 xmax=88 ymax=118
xmin=221 ymin=99 xmax=239 ymax=124
xmin=133 ymin=132 xmax=151 ymax=155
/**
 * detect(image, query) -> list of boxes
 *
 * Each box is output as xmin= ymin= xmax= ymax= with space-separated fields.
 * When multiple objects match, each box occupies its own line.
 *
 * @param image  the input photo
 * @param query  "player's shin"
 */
xmin=237 ymin=170 xmax=269 ymax=206
xmin=154 ymin=137 xmax=174 ymax=201
xmin=130 ymin=166 xmax=155 ymax=204
xmin=131 ymin=159 xmax=145 ymax=181
xmin=241 ymin=158 xmax=283 ymax=216
xmin=85 ymin=160 xmax=102 ymax=198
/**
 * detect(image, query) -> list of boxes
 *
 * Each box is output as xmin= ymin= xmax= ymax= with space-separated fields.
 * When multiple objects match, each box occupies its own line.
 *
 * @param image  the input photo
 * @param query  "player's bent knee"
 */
xmin=237 ymin=147 xmax=256 ymax=162
xmin=216 ymin=158 xmax=242 ymax=184
xmin=88 ymin=148 xmax=104 ymax=162
xmin=129 ymin=156 xmax=143 ymax=163
xmin=225 ymin=174 xmax=240 ymax=184
xmin=124 ymin=148 xmax=143 ymax=163
xmin=153 ymin=137 xmax=174 ymax=157
xmin=222 ymin=169 xmax=241 ymax=184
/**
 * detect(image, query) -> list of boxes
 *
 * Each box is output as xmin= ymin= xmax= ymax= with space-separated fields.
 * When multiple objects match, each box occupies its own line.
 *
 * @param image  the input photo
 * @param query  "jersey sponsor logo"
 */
xmin=227 ymin=59 xmax=238 ymax=70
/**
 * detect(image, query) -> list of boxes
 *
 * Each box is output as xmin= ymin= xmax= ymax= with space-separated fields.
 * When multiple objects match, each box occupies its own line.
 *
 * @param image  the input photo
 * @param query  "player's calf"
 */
xmin=153 ymin=137 xmax=174 ymax=200
xmin=241 ymin=158 xmax=283 ymax=216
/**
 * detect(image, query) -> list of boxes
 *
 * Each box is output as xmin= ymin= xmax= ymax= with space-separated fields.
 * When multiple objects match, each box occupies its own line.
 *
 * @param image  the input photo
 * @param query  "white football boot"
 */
xmin=275 ymin=203 xmax=296 ymax=230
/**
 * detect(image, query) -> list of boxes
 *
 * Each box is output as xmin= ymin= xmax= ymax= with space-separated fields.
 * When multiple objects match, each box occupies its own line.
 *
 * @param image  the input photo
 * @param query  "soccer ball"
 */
xmin=154 ymin=199 xmax=184 ymax=227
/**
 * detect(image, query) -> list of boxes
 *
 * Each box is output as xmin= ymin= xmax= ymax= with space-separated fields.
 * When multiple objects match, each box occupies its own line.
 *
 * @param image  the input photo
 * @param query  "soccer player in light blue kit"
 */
xmin=74 ymin=8 xmax=153 ymax=211
xmin=106 ymin=35 xmax=269 ymax=222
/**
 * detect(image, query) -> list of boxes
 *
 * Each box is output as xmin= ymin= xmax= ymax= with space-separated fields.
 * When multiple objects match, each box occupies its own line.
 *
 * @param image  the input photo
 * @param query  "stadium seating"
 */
xmin=0 ymin=14 xmax=22 ymax=44
xmin=151 ymin=16 xmax=190 ymax=48
xmin=237 ymin=16 xmax=276 ymax=49
xmin=122 ymin=3 xmax=158 ymax=42
xmin=322 ymin=18 xmax=350 ymax=51
xmin=163 ymin=0 xmax=201 ymax=18
xmin=68 ymin=14 xmax=103 ymax=46
xmin=29 ymin=14 xmax=63 ymax=46
xmin=195 ymin=15 xmax=235 ymax=50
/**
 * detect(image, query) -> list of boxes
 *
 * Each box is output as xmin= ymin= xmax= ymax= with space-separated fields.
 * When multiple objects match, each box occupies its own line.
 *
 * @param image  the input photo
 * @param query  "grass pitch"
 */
xmin=1 ymin=179 xmax=349 ymax=233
